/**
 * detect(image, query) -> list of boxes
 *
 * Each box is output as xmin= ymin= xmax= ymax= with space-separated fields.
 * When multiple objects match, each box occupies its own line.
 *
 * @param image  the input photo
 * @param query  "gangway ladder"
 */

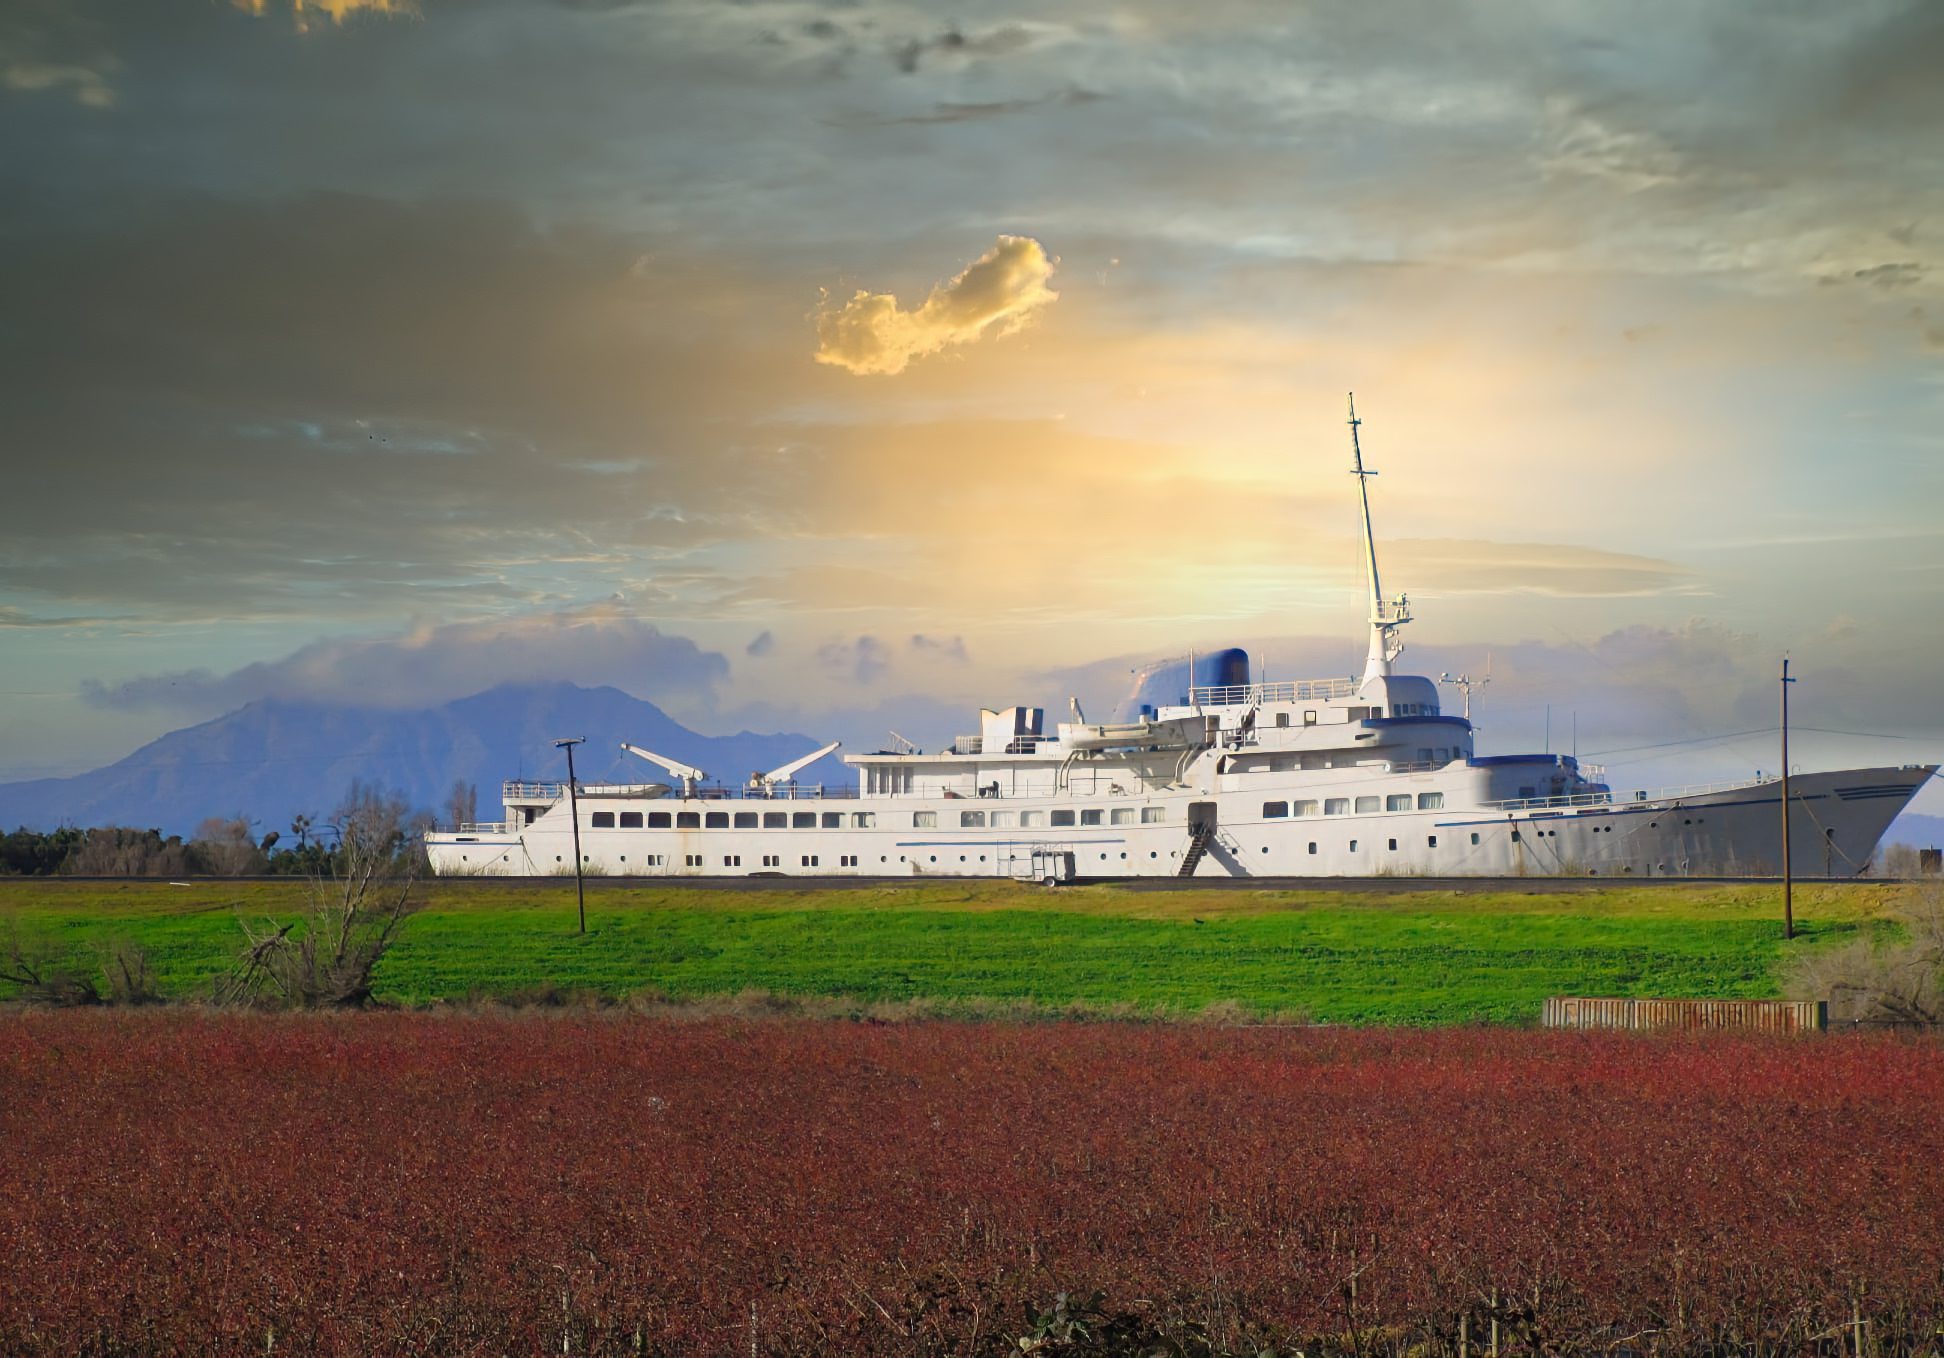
xmin=1178 ymin=822 xmax=1216 ymax=877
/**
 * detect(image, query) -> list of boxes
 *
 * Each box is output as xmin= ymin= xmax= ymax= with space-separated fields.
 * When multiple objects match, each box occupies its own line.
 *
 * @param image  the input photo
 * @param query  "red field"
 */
xmin=3 ymin=1013 xmax=1941 ymax=1356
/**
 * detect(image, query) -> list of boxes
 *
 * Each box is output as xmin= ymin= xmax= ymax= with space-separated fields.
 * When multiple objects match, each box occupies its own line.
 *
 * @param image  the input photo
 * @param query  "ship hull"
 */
xmin=427 ymin=764 xmax=1932 ymax=881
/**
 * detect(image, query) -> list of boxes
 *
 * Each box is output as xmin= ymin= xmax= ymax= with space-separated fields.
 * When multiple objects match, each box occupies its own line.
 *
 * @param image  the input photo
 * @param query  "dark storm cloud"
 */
xmin=0 ymin=191 xmax=825 ymax=615
xmin=81 ymin=608 xmax=729 ymax=713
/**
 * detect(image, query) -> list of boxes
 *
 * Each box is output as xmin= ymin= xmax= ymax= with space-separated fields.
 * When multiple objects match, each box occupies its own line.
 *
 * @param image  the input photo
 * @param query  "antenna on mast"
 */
xmin=1348 ymin=393 xmax=1411 ymax=686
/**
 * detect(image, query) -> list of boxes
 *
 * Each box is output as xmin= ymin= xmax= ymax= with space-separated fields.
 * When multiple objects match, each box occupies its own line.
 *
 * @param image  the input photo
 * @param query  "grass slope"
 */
xmin=0 ymin=878 xmax=1903 ymax=1023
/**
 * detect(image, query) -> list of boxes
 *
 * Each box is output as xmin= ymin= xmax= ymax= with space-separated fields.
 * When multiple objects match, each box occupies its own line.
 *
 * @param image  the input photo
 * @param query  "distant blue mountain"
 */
xmin=0 ymin=684 xmax=835 ymax=838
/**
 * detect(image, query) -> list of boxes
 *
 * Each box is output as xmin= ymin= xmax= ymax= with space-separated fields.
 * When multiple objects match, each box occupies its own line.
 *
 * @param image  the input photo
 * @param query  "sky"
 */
xmin=2 ymin=0 xmax=1941 ymax=809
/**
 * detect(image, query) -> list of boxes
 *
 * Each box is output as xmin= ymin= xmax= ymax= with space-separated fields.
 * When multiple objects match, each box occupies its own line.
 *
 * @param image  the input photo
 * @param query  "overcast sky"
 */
xmin=2 ymin=0 xmax=1941 ymax=806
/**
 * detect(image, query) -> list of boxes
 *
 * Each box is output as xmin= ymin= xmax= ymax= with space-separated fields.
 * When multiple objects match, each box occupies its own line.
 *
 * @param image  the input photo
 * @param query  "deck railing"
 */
xmin=1484 ymin=776 xmax=1773 ymax=813
xmin=1188 ymin=677 xmax=1360 ymax=707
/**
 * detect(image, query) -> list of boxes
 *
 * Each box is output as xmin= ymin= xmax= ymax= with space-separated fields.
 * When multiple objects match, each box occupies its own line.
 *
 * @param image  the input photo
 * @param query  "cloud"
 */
xmin=891 ymin=23 xmax=1037 ymax=75
xmin=80 ymin=606 xmax=729 ymax=713
xmin=2 ymin=61 xmax=115 ymax=108
xmin=910 ymin=633 xmax=969 ymax=662
xmin=230 ymin=0 xmax=413 ymax=33
xmin=1387 ymin=540 xmax=1700 ymax=599
xmin=745 ymin=630 xmax=775 ymax=658
xmin=814 ymin=235 xmax=1058 ymax=376
xmin=816 ymin=635 xmax=891 ymax=684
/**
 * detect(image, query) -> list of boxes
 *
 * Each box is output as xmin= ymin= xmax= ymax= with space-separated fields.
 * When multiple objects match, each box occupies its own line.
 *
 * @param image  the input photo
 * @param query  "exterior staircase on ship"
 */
xmin=1178 ymin=823 xmax=1215 ymax=877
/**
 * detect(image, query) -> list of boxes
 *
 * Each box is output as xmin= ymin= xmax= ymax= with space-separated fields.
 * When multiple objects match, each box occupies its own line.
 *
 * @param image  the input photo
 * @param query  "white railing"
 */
xmin=951 ymin=734 xmax=1059 ymax=755
xmin=455 ymin=821 xmax=511 ymax=835
xmin=1485 ymin=776 xmax=1773 ymax=813
xmin=1189 ymin=677 xmax=1359 ymax=707
xmin=503 ymin=780 xmax=565 ymax=799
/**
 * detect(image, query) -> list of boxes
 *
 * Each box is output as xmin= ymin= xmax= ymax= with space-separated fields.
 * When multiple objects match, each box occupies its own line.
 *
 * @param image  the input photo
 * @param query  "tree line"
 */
xmin=0 ymin=780 xmax=476 ymax=877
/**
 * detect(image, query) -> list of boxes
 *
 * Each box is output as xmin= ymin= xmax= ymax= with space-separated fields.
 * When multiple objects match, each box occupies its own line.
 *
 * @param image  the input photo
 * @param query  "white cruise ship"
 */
xmin=427 ymin=400 xmax=1932 ymax=882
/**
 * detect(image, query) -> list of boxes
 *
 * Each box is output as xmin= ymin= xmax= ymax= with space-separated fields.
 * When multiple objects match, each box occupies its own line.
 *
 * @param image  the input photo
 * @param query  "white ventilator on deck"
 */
xmin=752 ymin=739 xmax=842 ymax=790
xmin=620 ymin=743 xmax=707 ymax=797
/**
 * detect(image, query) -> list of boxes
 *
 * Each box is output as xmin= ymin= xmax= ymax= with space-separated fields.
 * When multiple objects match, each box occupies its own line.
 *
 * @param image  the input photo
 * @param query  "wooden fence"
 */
xmin=1542 ymin=996 xmax=1827 ymax=1034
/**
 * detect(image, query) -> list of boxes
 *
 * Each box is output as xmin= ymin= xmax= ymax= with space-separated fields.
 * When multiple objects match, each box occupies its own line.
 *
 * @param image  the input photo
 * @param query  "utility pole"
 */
xmin=1780 ymin=659 xmax=1796 ymax=941
xmin=555 ymin=736 xmax=587 ymax=935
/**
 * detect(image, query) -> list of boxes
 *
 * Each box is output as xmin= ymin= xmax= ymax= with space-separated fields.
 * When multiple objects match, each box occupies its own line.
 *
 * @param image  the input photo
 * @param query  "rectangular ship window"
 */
xmin=1417 ymin=792 xmax=1444 ymax=810
xmin=1140 ymin=807 xmax=1164 ymax=824
xmin=1427 ymin=836 xmax=1438 ymax=849
xmin=763 ymin=811 xmax=787 ymax=829
xmin=913 ymin=811 xmax=937 ymax=829
xmin=1307 ymin=842 xmax=1318 ymax=854
xmin=1292 ymin=800 xmax=1318 ymax=818
xmin=676 ymin=812 xmax=700 ymax=829
xmin=792 ymin=812 xmax=816 ymax=829
xmin=1325 ymin=798 xmax=1349 ymax=816
xmin=705 ymin=811 xmax=729 ymax=829
xmin=960 ymin=810 xmax=986 ymax=828
xmin=851 ymin=812 xmax=875 ymax=828
xmin=992 ymin=810 xmax=1016 ymax=828
xmin=822 ymin=812 xmax=842 ymax=829
xmin=1110 ymin=808 xmax=1134 ymax=826
xmin=1261 ymin=801 xmax=1289 ymax=819
xmin=1051 ymin=810 xmax=1076 ymax=827
xmin=590 ymin=811 xmax=615 ymax=828
xmin=762 ymin=854 xmax=780 ymax=867
xmin=649 ymin=812 xmax=672 ymax=829
xmin=1022 ymin=810 xmax=1046 ymax=827
xmin=1470 ymin=832 xmax=1480 ymax=845
xmin=1356 ymin=796 xmax=1380 ymax=813
xmin=620 ymin=811 xmax=643 ymax=829
xmin=801 ymin=855 xmax=818 ymax=868
xmin=734 ymin=811 xmax=758 ymax=829
xmin=1079 ymin=809 xmax=1103 ymax=826
xmin=1386 ymin=794 xmax=1411 ymax=812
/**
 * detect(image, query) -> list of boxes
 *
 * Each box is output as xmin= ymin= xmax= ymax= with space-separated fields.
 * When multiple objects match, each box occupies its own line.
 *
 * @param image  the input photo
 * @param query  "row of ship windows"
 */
xmin=1262 ymin=792 xmax=1445 ymax=818
xmin=526 ymin=820 xmax=1681 ymax=871
xmin=586 ymin=806 xmax=1173 ymax=830
xmin=537 ymin=832 xmax=1508 ymax=869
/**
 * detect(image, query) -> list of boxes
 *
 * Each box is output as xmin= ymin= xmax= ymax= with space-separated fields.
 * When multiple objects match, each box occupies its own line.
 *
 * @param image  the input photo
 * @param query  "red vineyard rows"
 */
xmin=2 ymin=1013 xmax=1941 ymax=1355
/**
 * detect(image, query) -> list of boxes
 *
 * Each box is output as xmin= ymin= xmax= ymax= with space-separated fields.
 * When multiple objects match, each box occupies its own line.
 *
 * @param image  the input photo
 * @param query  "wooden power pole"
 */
xmin=555 ymin=736 xmax=587 ymax=935
xmin=1779 ymin=659 xmax=1795 ymax=941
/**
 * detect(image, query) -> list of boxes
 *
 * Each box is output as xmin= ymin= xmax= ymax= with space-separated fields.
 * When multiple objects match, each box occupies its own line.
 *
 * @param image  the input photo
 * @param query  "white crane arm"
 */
xmin=620 ymin=743 xmax=707 ymax=784
xmin=759 ymin=739 xmax=841 ymax=787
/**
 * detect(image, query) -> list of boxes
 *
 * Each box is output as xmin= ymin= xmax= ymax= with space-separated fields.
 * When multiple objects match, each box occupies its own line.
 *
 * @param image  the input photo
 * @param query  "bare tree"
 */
xmin=445 ymin=779 xmax=478 ymax=830
xmin=64 ymin=827 xmax=192 ymax=877
xmin=1882 ymin=843 xmax=1922 ymax=879
xmin=192 ymin=816 xmax=266 ymax=876
xmin=1785 ymin=883 xmax=1944 ymax=1026
xmin=217 ymin=783 xmax=421 ymax=1008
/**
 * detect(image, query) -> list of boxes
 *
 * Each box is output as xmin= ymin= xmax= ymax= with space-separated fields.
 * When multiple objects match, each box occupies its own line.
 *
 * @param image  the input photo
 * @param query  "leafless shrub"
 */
xmin=100 ymin=939 xmax=162 ymax=1005
xmin=1785 ymin=883 xmax=1944 ymax=1026
xmin=216 ymin=784 xmax=421 ymax=1008
xmin=2 ymin=923 xmax=100 ymax=1005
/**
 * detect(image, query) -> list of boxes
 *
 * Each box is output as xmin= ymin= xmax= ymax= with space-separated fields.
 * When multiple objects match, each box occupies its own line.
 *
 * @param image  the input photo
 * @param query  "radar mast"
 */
xmin=1348 ymin=393 xmax=1411 ymax=686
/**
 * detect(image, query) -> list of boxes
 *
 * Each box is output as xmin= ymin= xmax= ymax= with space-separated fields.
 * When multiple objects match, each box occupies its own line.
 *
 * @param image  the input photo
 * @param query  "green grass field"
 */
xmin=0 ymin=877 xmax=1910 ymax=1023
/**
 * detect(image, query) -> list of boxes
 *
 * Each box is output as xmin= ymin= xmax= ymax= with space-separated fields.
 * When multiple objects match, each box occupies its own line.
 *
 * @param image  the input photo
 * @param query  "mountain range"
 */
xmin=0 ymin=684 xmax=829 ymax=839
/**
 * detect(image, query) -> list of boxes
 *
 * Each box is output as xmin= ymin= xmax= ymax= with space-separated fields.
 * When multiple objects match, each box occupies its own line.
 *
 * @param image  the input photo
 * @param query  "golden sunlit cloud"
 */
xmin=232 ymin=0 xmax=412 ymax=33
xmin=814 ymin=235 xmax=1058 ymax=376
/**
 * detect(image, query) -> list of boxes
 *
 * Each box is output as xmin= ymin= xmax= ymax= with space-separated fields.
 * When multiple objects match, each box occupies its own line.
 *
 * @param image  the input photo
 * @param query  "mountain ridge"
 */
xmin=0 ymin=683 xmax=829 ymax=838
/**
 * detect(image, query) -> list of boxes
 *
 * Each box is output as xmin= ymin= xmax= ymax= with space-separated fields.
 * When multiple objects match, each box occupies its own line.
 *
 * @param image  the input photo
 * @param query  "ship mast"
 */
xmin=1347 ymin=393 xmax=1411 ymax=686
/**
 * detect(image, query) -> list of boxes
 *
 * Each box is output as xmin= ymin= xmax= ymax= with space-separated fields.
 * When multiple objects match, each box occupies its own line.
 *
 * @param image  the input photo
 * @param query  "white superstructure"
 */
xmin=427 ymin=398 xmax=1933 ymax=881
